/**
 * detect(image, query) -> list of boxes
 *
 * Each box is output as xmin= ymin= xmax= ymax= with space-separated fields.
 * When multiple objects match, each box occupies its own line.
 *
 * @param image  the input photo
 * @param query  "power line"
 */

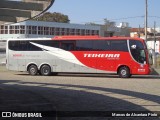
xmin=80 ymin=15 xmax=160 ymax=24
xmin=109 ymin=16 xmax=144 ymax=21
xmin=80 ymin=16 xmax=144 ymax=24
xmin=149 ymin=16 xmax=160 ymax=19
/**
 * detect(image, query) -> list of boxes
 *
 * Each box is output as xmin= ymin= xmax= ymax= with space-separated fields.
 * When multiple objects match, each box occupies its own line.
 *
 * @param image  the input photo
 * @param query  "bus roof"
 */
xmin=7 ymin=38 xmax=51 ymax=41
xmin=7 ymin=36 xmax=144 ymax=42
xmin=52 ymin=36 xmax=144 ymax=41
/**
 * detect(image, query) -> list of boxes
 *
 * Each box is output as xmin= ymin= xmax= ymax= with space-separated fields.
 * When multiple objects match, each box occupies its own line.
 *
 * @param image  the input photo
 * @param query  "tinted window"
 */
xmin=111 ymin=40 xmax=128 ymax=51
xmin=129 ymin=40 xmax=144 ymax=49
xmin=9 ymin=39 xmax=128 ymax=52
xmin=19 ymin=41 xmax=28 ymax=51
xmin=9 ymin=40 xmax=43 ymax=51
xmin=76 ymin=40 xmax=127 ymax=51
xmin=9 ymin=41 xmax=19 ymax=51
xmin=61 ymin=41 xmax=75 ymax=51
xmin=129 ymin=40 xmax=146 ymax=64
xmin=28 ymin=41 xmax=42 ymax=51
xmin=93 ymin=40 xmax=111 ymax=51
xmin=8 ymin=40 xmax=61 ymax=51
xmin=76 ymin=40 xmax=93 ymax=51
xmin=34 ymin=40 xmax=60 ymax=48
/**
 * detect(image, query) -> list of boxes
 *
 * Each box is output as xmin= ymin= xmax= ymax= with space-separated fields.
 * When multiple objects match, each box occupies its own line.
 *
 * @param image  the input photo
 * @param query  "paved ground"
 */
xmin=0 ymin=66 xmax=160 ymax=120
xmin=0 ymin=53 xmax=6 ymax=65
xmin=0 ymin=42 xmax=6 ymax=54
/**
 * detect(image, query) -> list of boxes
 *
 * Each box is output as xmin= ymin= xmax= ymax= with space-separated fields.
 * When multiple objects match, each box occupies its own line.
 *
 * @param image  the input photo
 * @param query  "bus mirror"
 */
xmin=131 ymin=45 xmax=136 ymax=49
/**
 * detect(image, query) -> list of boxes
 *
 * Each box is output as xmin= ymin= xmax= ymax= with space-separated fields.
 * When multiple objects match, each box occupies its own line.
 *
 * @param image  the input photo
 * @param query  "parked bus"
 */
xmin=6 ymin=36 xmax=152 ymax=78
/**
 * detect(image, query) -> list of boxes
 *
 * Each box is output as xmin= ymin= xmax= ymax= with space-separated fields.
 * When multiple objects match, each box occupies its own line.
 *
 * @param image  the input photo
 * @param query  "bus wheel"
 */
xmin=40 ymin=65 xmax=51 ymax=76
xmin=28 ymin=65 xmax=38 ymax=75
xmin=118 ymin=66 xmax=130 ymax=78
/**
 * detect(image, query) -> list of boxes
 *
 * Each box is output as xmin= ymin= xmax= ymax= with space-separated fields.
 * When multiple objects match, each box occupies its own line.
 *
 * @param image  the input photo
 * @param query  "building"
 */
xmin=130 ymin=28 xmax=160 ymax=53
xmin=0 ymin=0 xmax=54 ymax=25
xmin=0 ymin=21 xmax=131 ymax=49
xmin=0 ymin=20 xmax=131 ymax=52
xmin=0 ymin=20 xmax=131 ymax=41
xmin=0 ymin=20 xmax=101 ymax=41
xmin=0 ymin=20 xmax=101 ymax=54
xmin=99 ymin=22 xmax=130 ymax=37
xmin=0 ymin=20 xmax=130 ymax=64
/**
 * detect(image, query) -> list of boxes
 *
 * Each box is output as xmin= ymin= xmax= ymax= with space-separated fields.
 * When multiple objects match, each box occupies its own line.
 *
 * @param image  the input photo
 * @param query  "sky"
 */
xmin=49 ymin=0 xmax=160 ymax=28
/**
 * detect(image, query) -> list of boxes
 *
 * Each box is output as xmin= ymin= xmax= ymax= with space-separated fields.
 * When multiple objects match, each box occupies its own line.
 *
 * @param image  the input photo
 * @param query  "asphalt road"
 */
xmin=0 ymin=66 xmax=160 ymax=120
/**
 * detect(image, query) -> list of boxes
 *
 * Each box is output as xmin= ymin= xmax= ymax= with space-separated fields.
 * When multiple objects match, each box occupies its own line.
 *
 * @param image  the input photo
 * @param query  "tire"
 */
xmin=40 ymin=65 xmax=51 ymax=76
xmin=118 ymin=66 xmax=131 ymax=78
xmin=28 ymin=65 xmax=38 ymax=76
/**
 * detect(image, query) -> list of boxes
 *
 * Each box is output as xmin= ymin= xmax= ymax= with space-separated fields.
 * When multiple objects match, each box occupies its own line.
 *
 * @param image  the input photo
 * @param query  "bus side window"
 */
xmin=52 ymin=42 xmax=60 ymax=48
xmin=111 ymin=40 xmax=128 ymax=52
xmin=61 ymin=42 xmax=75 ymax=51
xmin=76 ymin=40 xmax=93 ymax=51
xmin=9 ymin=41 xmax=19 ymax=51
xmin=93 ymin=40 xmax=109 ymax=51
xmin=19 ymin=41 xmax=28 ymax=51
xmin=28 ymin=41 xmax=43 ymax=51
xmin=39 ymin=40 xmax=60 ymax=48
xmin=106 ymin=41 xmax=111 ymax=50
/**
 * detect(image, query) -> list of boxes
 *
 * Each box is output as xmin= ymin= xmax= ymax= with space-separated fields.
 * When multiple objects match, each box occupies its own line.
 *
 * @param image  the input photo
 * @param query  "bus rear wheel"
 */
xmin=40 ymin=65 xmax=51 ymax=76
xmin=28 ymin=65 xmax=38 ymax=76
xmin=118 ymin=66 xmax=131 ymax=78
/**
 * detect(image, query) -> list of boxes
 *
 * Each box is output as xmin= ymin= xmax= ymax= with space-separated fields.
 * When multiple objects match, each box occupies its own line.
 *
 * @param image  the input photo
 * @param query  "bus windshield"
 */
xmin=129 ymin=40 xmax=146 ymax=64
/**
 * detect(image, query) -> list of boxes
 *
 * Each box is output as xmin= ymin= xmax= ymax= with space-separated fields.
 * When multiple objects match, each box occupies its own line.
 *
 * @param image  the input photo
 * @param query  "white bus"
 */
xmin=6 ymin=36 xmax=152 ymax=78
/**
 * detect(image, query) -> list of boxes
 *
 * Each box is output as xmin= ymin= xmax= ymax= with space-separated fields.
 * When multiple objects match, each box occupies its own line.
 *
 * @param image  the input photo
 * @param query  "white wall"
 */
xmin=147 ymin=41 xmax=160 ymax=53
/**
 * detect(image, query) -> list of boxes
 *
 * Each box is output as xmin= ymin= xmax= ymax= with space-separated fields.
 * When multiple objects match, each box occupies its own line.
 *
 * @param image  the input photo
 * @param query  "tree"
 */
xmin=33 ymin=12 xmax=70 ymax=23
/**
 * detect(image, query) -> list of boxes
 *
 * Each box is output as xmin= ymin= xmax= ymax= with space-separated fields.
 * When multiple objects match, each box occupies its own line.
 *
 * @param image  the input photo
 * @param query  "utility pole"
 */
xmin=138 ymin=25 xmax=141 ymax=38
xmin=145 ymin=0 xmax=148 ymax=41
xmin=154 ymin=21 xmax=156 ymax=51
xmin=153 ymin=21 xmax=157 ymax=68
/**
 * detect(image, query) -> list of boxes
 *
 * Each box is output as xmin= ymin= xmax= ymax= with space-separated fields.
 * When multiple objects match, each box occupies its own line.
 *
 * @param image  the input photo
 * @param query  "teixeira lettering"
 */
xmin=84 ymin=54 xmax=120 ymax=58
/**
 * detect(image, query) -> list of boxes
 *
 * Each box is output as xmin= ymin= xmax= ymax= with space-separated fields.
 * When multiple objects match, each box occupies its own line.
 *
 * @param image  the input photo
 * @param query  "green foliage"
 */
xmin=33 ymin=12 xmax=70 ymax=23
